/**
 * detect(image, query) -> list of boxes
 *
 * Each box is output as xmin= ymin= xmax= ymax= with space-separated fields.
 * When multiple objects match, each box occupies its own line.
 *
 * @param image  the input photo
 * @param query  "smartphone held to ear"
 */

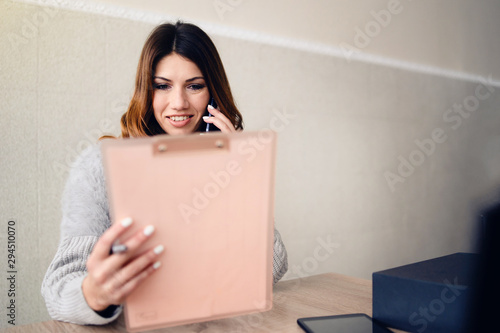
xmin=204 ymin=97 xmax=220 ymax=132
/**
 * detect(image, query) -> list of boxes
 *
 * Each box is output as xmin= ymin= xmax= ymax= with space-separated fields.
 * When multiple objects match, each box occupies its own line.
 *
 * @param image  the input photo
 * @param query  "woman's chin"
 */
xmin=162 ymin=124 xmax=199 ymax=136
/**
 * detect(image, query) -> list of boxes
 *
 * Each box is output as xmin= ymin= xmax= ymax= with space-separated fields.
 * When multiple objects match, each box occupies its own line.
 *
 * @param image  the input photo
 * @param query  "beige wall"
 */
xmin=94 ymin=0 xmax=500 ymax=79
xmin=1 ymin=0 xmax=499 ymax=327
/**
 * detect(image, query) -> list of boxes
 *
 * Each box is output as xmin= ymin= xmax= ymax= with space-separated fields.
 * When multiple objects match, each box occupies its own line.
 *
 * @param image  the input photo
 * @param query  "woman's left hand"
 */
xmin=203 ymin=105 xmax=237 ymax=133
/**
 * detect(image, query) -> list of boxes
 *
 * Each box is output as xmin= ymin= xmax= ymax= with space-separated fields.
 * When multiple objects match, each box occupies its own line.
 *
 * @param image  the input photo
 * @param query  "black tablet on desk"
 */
xmin=297 ymin=313 xmax=393 ymax=333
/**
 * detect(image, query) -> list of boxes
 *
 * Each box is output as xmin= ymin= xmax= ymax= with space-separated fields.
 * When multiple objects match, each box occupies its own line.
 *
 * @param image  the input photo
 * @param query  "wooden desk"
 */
xmin=4 ymin=273 xmax=403 ymax=332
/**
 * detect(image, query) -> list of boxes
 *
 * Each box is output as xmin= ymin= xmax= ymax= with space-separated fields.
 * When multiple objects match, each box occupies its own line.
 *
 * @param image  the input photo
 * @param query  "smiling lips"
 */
xmin=166 ymin=115 xmax=194 ymax=128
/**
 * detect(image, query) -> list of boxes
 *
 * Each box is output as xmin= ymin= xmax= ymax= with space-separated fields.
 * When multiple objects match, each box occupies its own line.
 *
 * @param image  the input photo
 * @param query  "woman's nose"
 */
xmin=170 ymin=88 xmax=189 ymax=110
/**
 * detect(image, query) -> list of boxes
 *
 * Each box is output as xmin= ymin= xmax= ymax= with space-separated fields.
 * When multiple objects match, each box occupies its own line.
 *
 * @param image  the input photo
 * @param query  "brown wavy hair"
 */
xmin=120 ymin=21 xmax=243 ymax=138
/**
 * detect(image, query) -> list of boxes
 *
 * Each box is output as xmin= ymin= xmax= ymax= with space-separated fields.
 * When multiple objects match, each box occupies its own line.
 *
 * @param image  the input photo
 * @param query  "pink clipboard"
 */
xmin=101 ymin=131 xmax=276 ymax=332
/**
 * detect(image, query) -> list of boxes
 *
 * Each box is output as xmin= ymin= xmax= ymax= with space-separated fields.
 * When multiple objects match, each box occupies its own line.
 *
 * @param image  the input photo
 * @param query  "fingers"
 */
xmin=111 ymin=245 xmax=164 ymax=292
xmin=122 ymin=225 xmax=156 ymax=255
xmin=106 ymin=224 xmax=158 ymax=270
xmin=106 ymin=246 xmax=164 ymax=302
xmin=84 ymin=236 xmax=164 ymax=311
xmin=204 ymin=105 xmax=236 ymax=133
xmin=91 ymin=217 xmax=134 ymax=261
xmin=112 ymin=261 xmax=161 ymax=303
xmin=84 ymin=258 xmax=161 ymax=311
xmin=86 ymin=217 xmax=160 ymax=289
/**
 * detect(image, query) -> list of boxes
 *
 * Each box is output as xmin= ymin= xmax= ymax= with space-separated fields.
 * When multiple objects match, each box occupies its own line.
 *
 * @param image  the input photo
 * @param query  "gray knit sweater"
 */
xmin=41 ymin=142 xmax=288 ymax=325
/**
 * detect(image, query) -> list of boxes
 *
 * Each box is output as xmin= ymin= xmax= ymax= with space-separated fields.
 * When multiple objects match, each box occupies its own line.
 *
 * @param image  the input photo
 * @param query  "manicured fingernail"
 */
xmin=121 ymin=217 xmax=133 ymax=228
xmin=153 ymin=261 xmax=161 ymax=269
xmin=207 ymin=104 xmax=215 ymax=109
xmin=203 ymin=116 xmax=210 ymax=121
xmin=154 ymin=245 xmax=164 ymax=254
xmin=144 ymin=225 xmax=155 ymax=236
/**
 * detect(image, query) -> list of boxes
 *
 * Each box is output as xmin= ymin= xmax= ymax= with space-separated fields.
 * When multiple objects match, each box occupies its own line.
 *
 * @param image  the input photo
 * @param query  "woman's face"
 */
xmin=152 ymin=53 xmax=210 ymax=135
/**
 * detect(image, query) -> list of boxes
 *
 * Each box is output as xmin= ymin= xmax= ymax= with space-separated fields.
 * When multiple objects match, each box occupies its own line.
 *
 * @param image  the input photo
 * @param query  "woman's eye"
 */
xmin=153 ymin=83 xmax=170 ymax=90
xmin=188 ymin=84 xmax=206 ymax=91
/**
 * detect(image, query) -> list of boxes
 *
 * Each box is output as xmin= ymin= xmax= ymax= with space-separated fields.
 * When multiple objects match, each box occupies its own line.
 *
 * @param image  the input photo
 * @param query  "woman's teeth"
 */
xmin=169 ymin=116 xmax=190 ymax=121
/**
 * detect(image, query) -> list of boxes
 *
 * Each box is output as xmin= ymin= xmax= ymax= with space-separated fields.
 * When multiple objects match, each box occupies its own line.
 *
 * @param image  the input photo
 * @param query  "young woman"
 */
xmin=41 ymin=21 xmax=288 ymax=325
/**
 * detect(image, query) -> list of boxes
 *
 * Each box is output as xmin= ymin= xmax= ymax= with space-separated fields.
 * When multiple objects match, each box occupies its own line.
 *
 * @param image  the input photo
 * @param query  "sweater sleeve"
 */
xmin=41 ymin=144 xmax=122 ymax=325
xmin=41 ymin=236 xmax=121 ymax=324
xmin=272 ymin=228 xmax=288 ymax=284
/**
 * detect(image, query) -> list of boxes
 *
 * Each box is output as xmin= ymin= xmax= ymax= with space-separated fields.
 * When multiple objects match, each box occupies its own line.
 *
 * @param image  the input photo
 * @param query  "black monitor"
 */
xmin=464 ymin=202 xmax=500 ymax=332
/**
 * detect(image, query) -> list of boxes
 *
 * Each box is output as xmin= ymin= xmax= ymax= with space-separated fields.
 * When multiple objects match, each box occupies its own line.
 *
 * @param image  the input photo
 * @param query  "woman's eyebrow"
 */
xmin=185 ymin=76 xmax=205 ymax=82
xmin=153 ymin=76 xmax=205 ymax=82
xmin=153 ymin=76 xmax=171 ymax=81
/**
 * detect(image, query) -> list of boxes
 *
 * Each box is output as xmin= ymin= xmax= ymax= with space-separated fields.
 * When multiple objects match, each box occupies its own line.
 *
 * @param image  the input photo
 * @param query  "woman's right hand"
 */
xmin=82 ymin=217 xmax=164 ymax=312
